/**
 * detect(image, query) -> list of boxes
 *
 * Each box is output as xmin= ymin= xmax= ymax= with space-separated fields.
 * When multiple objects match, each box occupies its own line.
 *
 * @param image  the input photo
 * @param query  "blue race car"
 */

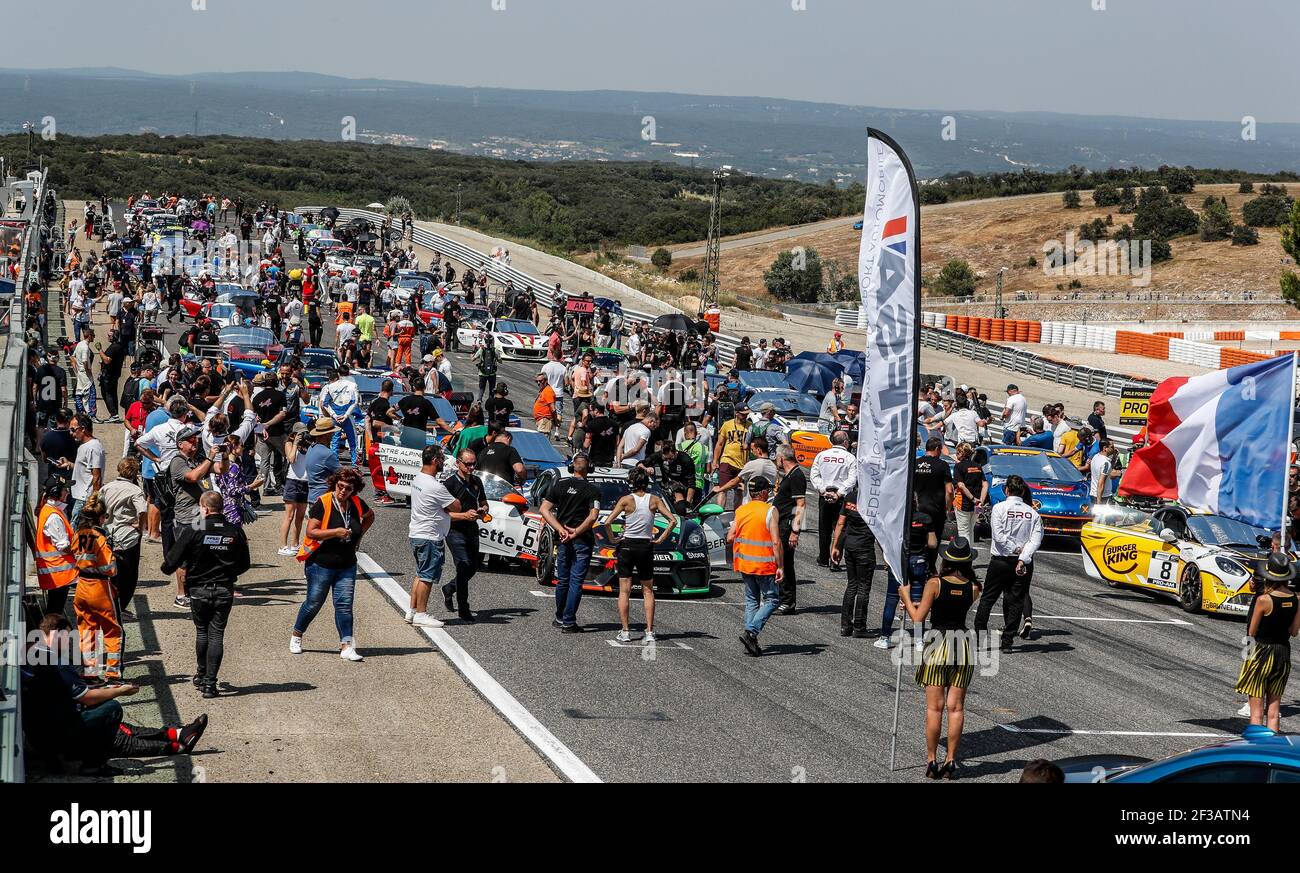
xmin=978 ymin=446 xmax=1093 ymax=536
xmin=1063 ymin=725 xmax=1300 ymax=783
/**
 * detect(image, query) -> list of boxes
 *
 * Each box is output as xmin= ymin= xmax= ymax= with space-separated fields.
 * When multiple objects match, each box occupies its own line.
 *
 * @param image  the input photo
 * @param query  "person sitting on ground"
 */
xmin=21 ymin=613 xmax=209 ymax=777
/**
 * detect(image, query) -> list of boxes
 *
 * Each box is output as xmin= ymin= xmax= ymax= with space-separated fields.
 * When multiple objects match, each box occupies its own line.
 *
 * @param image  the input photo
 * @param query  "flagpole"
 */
xmin=1283 ymin=352 xmax=1297 ymax=544
xmin=864 ymin=128 xmax=923 ymax=773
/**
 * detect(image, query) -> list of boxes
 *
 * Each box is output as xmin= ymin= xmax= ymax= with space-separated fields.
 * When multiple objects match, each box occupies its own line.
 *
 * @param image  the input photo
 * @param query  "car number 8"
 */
xmin=1147 ymin=552 xmax=1177 ymax=588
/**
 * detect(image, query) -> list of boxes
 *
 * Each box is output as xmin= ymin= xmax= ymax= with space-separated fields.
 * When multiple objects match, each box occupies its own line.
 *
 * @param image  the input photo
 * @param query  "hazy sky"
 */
xmin=14 ymin=0 xmax=1299 ymax=122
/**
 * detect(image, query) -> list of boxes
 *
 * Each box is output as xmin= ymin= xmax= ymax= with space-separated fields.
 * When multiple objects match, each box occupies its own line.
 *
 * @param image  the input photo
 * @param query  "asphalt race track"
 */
xmin=130 ymin=208 xmax=1295 ymax=783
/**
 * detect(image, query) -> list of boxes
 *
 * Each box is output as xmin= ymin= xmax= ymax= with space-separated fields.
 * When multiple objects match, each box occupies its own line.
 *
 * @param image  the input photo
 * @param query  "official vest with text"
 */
xmin=34 ymin=504 xmax=78 ymax=590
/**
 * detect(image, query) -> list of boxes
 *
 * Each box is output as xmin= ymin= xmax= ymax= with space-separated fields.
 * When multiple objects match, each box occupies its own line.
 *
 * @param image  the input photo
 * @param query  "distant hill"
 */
xmin=3 ymin=68 xmax=1300 ymax=182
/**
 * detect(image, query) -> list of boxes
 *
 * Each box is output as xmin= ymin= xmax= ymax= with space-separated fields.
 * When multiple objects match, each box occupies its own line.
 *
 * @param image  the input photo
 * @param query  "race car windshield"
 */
xmin=1185 ymin=515 xmax=1270 ymax=548
xmin=220 ymin=327 xmax=276 ymax=347
xmin=989 ymin=453 xmax=1086 ymax=484
xmin=589 ymin=478 xmax=670 ymax=511
xmin=508 ymin=430 xmax=566 ymax=465
xmin=478 ymin=471 xmax=519 ymax=502
xmin=496 ymin=319 xmax=538 ymax=336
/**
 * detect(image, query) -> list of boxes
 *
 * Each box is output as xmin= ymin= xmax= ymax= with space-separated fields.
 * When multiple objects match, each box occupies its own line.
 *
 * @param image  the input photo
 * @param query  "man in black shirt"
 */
xmin=442 ymin=449 xmax=488 ymax=622
xmin=252 ymin=371 xmax=290 ymax=495
xmin=772 ymin=446 xmax=807 ymax=612
xmin=478 ymin=429 xmax=526 ymax=485
xmin=541 ymin=455 xmax=601 ymax=632
xmin=443 ymin=297 xmax=462 ymax=352
xmin=161 ymin=491 xmax=251 ymax=698
xmin=831 ymin=486 xmax=876 ymax=637
xmin=734 ymin=337 xmax=753 ymax=371
xmin=584 ymin=404 xmax=620 ymax=467
xmin=644 ymin=442 xmax=696 ymax=512
xmin=396 ymin=385 xmax=438 ymax=435
xmin=483 ymin=383 xmax=514 ymax=426
xmin=99 ymin=330 xmax=127 ymax=422
xmin=33 ymin=354 xmax=67 ymax=430
xmin=912 ymin=436 xmax=953 ymax=563
xmin=40 ymin=409 xmax=78 ymax=483
xmin=1087 ymin=401 xmax=1109 ymax=444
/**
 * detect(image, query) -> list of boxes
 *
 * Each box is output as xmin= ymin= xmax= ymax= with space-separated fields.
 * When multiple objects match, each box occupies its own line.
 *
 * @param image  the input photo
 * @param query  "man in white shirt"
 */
xmin=617 ymin=412 xmax=655 ymax=468
xmin=973 ymin=474 xmax=1044 ymax=651
xmin=946 ymin=398 xmax=984 ymax=445
xmin=335 ymin=312 xmax=357 ymax=350
xmin=105 ymin=287 xmax=124 ymax=330
xmin=136 ymin=396 xmax=194 ymax=473
xmin=810 ymin=431 xmax=858 ymax=568
xmin=625 ymin=328 xmax=642 ymax=361
xmin=542 ymin=357 xmax=567 ymax=403
xmin=819 ymin=380 xmax=846 ymax=427
xmin=1001 ymin=384 xmax=1028 ymax=444
xmin=753 ymin=339 xmax=770 ymax=370
xmin=69 ymin=414 xmax=105 ymax=524
xmin=1048 ymin=404 xmax=1072 ymax=454
xmin=406 ymin=445 xmax=460 ymax=628
xmin=1090 ymin=440 xmax=1120 ymax=503
xmin=72 ymin=327 xmax=97 ymax=419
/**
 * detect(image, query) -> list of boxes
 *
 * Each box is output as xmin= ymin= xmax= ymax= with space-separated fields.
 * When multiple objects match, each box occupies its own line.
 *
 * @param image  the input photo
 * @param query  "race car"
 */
xmin=445 ymin=305 xmax=492 ymax=342
xmin=483 ymin=317 xmax=546 ymax=361
xmin=521 ymin=466 xmax=726 ymax=596
xmin=978 ymin=446 xmax=1093 ymax=535
xmin=219 ymin=325 xmax=283 ymax=364
xmin=377 ymin=426 xmax=562 ymax=502
xmin=747 ymin=389 xmax=824 ymax=434
xmin=1080 ymin=503 xmax=1279 ymax=616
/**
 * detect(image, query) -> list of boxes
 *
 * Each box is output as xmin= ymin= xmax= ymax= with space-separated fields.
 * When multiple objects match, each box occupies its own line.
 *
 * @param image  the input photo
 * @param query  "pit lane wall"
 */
xmin=0 ymin=169 xmax=49 ymax=784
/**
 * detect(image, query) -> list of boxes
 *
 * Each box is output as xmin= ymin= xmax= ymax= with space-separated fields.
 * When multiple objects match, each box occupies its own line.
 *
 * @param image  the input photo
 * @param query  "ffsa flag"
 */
xmin=1120 ymin=354 xmax=1297 ymax=531
xmin=855 ymin=129 xmax=921 ymax=580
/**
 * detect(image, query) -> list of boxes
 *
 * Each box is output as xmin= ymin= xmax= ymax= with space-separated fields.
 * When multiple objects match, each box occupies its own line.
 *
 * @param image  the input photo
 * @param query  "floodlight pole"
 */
xmin=699 ymin=166 xmax=730 ymax=316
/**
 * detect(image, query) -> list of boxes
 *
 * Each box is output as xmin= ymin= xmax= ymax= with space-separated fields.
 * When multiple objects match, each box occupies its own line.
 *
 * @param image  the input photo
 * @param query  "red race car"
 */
xmin=219 ymin=325 xmax=284 ymax=364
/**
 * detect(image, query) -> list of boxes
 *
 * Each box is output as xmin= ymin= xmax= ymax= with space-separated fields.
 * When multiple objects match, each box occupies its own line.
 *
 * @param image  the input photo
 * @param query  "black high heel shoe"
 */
xmin=939 ymin=761 xmax=958 ymax=780
xmin=925 ymin=761 xmax=941 ymax=779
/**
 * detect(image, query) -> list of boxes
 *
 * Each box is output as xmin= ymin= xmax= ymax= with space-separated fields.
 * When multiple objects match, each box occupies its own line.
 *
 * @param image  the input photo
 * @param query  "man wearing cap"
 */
xmin=728 ymin=475 xmax=784 ymax=657
xmin=746 ymin=401 xmax=786 ymax=459
xmin=828 ymin=331 xmax=844 ymax=354
xmin=166 ymin=424 xmax=216 ymax=609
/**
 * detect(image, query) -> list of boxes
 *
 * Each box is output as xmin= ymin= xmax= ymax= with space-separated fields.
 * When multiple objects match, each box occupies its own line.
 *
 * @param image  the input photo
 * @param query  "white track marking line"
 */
xmin=529 ymin=589 xmax=743 ymax=606
xmin=990 ymin=611 xmax=1191 ymax=626
xmin=605 ymin=639 xmax=694 ymax=651
xmin=357 ymin=552 xmax=601 ymax=783
xmin=997 ymin=725 xmax=1227 ymax=738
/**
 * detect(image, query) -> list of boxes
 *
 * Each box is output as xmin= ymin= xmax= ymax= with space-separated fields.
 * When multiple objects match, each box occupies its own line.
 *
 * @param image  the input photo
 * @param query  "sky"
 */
xmin=12 ymin=0 xmax=1300 ymax=122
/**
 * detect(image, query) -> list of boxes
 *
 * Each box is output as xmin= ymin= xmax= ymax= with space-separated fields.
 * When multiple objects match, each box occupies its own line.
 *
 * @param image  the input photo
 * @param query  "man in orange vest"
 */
xmin=35 ymin=477 xmax=79 ymax=616
xmin=728 ymin=475 xmax=784 ymax=657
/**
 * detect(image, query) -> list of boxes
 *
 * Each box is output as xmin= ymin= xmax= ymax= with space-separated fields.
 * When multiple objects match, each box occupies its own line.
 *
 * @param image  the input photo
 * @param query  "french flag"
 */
xmin=1120 ymin=355 xmax=1296 ymax=530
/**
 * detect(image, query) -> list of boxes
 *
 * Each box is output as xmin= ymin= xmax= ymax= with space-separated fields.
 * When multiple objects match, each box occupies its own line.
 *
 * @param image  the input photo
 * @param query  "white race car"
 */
xmin=482 ymin=317 xmax=547 ymax=361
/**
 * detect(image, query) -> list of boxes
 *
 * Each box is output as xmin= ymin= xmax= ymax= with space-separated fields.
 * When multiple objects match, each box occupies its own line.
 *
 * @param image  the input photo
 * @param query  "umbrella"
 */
xmin=366 ymin=202 xmax=385 ymax=209
xmin=653 ymin=312 xmax=695 ymax=334
xmin=191 ymin=219 xmax=210 ymax=232
xmin=352 ymin=231 xmax=380 ymax=243
xmin=784 ymin=358 xmax=843 ymax=396
xmin=830 ymin=349 xmax=866 ymax=382
xmin=320 ymin=207 xmax=340 ymax=220
xmin=347 ymin=217 xmax=370 ymax=229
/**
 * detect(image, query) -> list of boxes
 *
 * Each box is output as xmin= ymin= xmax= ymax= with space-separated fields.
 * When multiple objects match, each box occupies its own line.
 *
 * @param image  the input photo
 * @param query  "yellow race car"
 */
xmin=1080 ymin=503 xmax=1276 ymax=617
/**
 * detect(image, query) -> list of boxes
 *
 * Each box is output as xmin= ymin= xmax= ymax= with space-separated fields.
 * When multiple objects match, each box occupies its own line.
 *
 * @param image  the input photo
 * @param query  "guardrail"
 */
xmin=297 ymin=207 xmax=746 ymax=367
xmin=0 ymin=169 xmax=48 ymax=784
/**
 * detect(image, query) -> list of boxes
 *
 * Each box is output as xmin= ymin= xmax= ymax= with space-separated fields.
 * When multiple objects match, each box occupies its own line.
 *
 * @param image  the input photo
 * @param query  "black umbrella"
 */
xmin=653 ymin=312 xmax=694 ymax=334
xmin=319 ymin=206 xmax=340 ymax=221
xmin=347 ymin=217 xmax=371 ymax=230
xmin=352 ymin=231 xmax=380 ymax=243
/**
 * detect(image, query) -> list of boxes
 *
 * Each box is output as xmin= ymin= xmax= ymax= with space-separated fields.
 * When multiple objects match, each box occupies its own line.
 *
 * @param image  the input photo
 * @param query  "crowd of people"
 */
xmin=17 ymin=188 xmax=1296 ymax=781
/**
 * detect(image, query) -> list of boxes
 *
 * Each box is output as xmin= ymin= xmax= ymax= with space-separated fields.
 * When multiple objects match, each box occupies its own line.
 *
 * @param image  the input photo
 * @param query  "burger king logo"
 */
xmin=1103 ymin=540 xmax=1139 ymax=574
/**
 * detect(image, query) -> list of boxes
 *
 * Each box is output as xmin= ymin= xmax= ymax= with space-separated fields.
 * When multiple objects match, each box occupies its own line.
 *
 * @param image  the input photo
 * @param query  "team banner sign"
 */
xmin=856 ymin=129 xmax=921 ymax=581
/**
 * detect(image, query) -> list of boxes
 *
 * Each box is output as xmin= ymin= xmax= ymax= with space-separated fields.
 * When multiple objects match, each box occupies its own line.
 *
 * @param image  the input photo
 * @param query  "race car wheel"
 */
xmin=535 ymin=528 xmax=556 ymax=585
xmin=1178 ymin=565 xmax=1203 ymax=614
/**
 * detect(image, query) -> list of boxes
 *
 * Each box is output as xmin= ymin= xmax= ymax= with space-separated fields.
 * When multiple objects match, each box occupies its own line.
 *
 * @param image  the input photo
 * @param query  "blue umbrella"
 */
xmin=784 ymin=358 xmax=843 ymax=396
xmin=831 ymin=350 xmax=866 ymax=382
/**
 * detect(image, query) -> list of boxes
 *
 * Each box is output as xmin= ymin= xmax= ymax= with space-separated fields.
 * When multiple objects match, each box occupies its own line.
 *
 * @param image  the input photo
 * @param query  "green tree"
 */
xmin=1231 ymin=224 xmax=1259 ymax=246
xmin=1118 ymin=184 xmax=1138 ymax=214
xmin=1134 ymin=186 xmax=1199 ymax=239
xmin=1198 ymin=196 xmax=1233 ymax=241
xmin=1281 ymin=200 xmax=1300 ymax=306
xmin=821 ymin=257 xmax=859 ymax=303
xmin=1151 ymin=238 xmax=1173 ymax=263
xmin=1244 ymin=194 xmax=1295 ymax=227
xmin=1063 ymin=189 xmax=1082 ymax=209
xmin=763 ymin=247 xmax=824 ymax=303
xmin=1239 ymin=181 xmax=1254 ymax=194
xmin=932 ymin=259 xmax=978 ymax=297
xmin=1078 ymin=218 xmax=1109 ymax=242
xmin=650 ymin=247 xmax=672 ymax=270
xmin=1261 ymin=183 xmax=1290 ymax=197
xmin=1161 ymin=166 xmax=1197 ymax=194
xmin=1093 ymin=183 xmax=1122 ymax=207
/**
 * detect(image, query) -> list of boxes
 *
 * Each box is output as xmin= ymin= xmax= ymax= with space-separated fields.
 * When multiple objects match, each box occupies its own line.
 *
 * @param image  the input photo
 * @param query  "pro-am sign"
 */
xmin=1118 ymin=385 xmax=1155 ymax=427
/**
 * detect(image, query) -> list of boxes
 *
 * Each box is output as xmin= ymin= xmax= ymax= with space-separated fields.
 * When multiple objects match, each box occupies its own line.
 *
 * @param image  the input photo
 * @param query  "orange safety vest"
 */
xmin=35 ymin=504 xmax=79 ymax=590
xmin=336 ymin=301 xmax=354 ymax=325
xmin=297 ymin=492 xmax=363 ymax=562
xmin=74 ymin=527 xmax=117 ymax=579
xmin=732 ymin=500 xmax=778 ymax=575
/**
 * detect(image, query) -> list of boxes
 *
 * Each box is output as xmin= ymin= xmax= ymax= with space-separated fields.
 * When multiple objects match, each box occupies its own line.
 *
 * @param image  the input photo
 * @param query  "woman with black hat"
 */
xmin=1235 ymin=553 xmax=1299 ymax=732
xmin=898 ymin=536 xmax=982 ymax=779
